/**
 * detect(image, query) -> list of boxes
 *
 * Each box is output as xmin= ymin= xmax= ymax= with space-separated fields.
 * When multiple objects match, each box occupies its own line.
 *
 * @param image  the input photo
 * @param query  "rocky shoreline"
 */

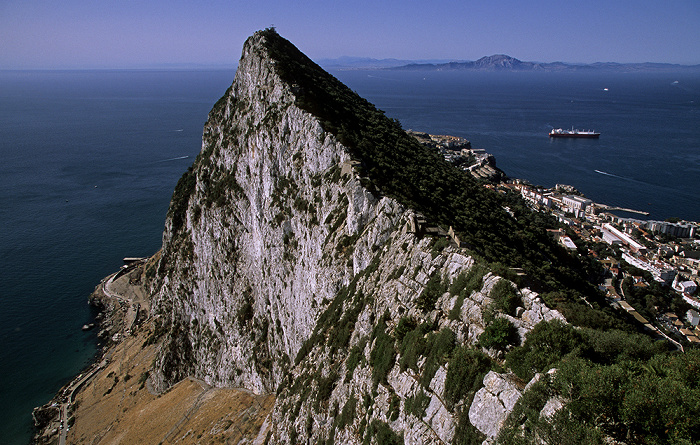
xmin=31 ymin=256 xmax=274 ymax=445
xmin=31 ymin=263 xmax=146 ymax=444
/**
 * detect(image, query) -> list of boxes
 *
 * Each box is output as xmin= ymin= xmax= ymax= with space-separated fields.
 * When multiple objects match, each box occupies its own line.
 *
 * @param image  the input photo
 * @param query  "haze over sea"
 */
xmin=1 ymin=67 xmax=698 ymax=443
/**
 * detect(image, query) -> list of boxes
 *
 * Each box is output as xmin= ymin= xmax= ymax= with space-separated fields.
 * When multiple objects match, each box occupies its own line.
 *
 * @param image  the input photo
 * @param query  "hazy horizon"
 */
xmin=1 ymin=0 xmax=698 ymax=70
xmin=2 ymin=55 xmax=699 ymax=73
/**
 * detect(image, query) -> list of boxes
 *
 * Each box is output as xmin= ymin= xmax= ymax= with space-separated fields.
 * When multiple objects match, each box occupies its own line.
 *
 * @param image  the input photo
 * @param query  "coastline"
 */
xmin=31 ymin=260 xmax=149 ymax=444
xmin=32 ymin=132 xmax=699 ymax=443
xmin=32 ymin=256 xmax=275 ymax=444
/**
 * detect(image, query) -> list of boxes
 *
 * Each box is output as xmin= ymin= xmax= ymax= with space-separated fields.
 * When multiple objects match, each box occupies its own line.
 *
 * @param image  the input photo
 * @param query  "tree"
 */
xmin=479 ymin=318 xmax=519 ymax=351
xmin=506 ymin=320 xmax=583 ymax=381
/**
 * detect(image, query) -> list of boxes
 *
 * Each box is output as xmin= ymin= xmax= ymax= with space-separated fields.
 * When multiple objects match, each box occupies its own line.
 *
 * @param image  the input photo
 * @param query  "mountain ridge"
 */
xmin=387 ymin=54 xmax=700 ymax=72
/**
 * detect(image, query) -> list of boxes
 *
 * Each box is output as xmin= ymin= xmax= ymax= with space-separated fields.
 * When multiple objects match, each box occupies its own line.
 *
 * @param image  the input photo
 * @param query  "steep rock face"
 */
xmin=267 ymin=228 xmax=565 ymax=444
xmin=469 ymin=372 xmax=523 ymax=439
xmin=145 ymin=29 xmax=569 ymax=443
xmin=149 ymin=32 xmax=403 ymax=394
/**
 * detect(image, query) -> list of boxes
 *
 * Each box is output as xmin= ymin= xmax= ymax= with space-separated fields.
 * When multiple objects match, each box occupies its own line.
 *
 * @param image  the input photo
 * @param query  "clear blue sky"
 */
xmin=2 ymin=0 xmax=699 ymax=69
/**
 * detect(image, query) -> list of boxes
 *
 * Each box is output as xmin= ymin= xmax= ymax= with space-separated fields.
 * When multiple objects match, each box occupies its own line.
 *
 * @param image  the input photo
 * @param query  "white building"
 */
xmin=622 ymin=252 xmax=676 ymax=285
xmin=602 ymin=223 xmax=647 ymax=254
xmin=675 ymin=280 xmax=698 ymax=295
xmin=520 ymin=187 xmax=552 ymax=208
xmin=559 ymin=236 xmax=577 ymax=250
xmin=562 ymin=195 xmax=592 ymax=219
xmin=646 ymin=220 xmax=697 ymax=238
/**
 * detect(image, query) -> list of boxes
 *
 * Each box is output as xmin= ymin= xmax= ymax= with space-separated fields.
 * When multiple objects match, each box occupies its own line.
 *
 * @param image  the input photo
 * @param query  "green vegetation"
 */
xmin=449 ymin=263 xmax=487 ymax=320
xmin=236 ymin=287 xmax=254 ymax=326
xmin=449 ymin=263 xmax=486 ymax=297
xmin=453 ymin=408 xmax=487 ymax=445
xmin=345 ymin=337 xmax=367 ymax=382
xmin=479 ymin=318 xmax=518 ymax=351
xmin=364 ymin=420 xmax=403 ymax=445
xmin=398 ymin=322 xmax=430 ymax=373
xmin=388 ymin=392 xmax=401 ymax=421
xmin=397 ymin=322 xmax=462 ymax=391
xmin=505 ymin=320 xmax=583 ymax=381
xmin=431 ymin=237 xmax=450 ymax=257
xmin=168 ymin=166 xmax=196 ymax=233
xmin=443 ymin=347 xmax=491 ymax=410
xmin=499 ymin=351 xmax=700 ymax=445
xmin=420 ymin=328 xmax=455 ymax=388
xmin=313 ymin=370 xmax=338 ymax=412
xmin=489 ymin=280 xmax=521 ymax=316
xmin=495 ymin=320 xmax=700 ymax=444
xmin=394 ymin=316 xmax=417 ymax=343
xmin=405 ymin=390 xmax=430 ymax=418
xmin=335 ymin=394 xmax=357 ymax=430
xmin=294 ymin=280 xmax=364 ymax=366
xmin=416 ymin=273 xmax=448 ymax=312
xmin=370 ymin=314 xmax=396 ymax=386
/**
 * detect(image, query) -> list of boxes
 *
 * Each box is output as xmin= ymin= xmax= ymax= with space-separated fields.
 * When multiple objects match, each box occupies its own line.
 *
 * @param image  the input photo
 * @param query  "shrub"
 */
xmin=479 ymin=318 xmax=519 ymax=351
xmin=168 ymin=166 xmax=196 ymax=233
xmin=580 ymin=328 xmax=666 ymax=365
xmin=366 ymin=420 xmax=402 ymax=445
xmin=449 ymin=264 xmax=487 ymax=320
xmin=399 ymin=323 xmax=429 ymax=372
xmin=431 ymin=237 xmax=450 ymax=257
xmin=405 ymin=390 xmax=431 ymax=419
xmin=443 ymin=347 xmax=492 ymax=410
xmin=454 ymin=407 xmax=486 ymax=445
xmin=421 ymin=328 xmax=456 ymax=388
xmin=505 ymin=320 xmax=584 ymax=381
xmin=345 ymin=337 xmax=367 ymax=382
xmin=336 ymin=394 xmax=356 ymax=430
xmin=388 ymin=393 xmax=401 ymax=421
xmin=370 ymin=316 xmax=395 ymax=386
xmin=314 ymin=370 xmax=338 ymax=412
xmin=417 ymin=273 xmax=447 ymax=312
xmin=490 ymin=279 xmax=521 ymax=316
xmin=395 ymin=316 xmax=417 ymax=343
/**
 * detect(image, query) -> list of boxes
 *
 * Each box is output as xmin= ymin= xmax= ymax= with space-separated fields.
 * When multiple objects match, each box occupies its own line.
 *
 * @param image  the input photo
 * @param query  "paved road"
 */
xmin=57 ymin=359 xmax=107 ymax=445
xmin=102 ymin=266 xmax=148 ymax=335
xmin=57 ymin=261 xmax=147 ymax=443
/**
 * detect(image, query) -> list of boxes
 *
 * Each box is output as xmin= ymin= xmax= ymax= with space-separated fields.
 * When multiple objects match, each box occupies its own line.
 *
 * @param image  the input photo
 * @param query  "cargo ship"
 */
xmin=549 ymin=127 xmax=600 ymax=138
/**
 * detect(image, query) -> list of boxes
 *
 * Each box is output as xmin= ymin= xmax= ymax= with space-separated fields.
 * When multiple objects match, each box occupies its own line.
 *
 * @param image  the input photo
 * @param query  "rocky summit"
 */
xmin=144 ymin=28 xmax=568 ymax=444
xmin=36 ymin=29 xmax=700 ymax=445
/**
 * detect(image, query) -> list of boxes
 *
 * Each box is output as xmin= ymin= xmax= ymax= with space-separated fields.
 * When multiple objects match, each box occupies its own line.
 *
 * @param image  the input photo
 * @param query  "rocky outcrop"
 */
xmin=265 ymin=227 xmax=566 ymax=444
xmin=147 ymin=30 xmax=408 ymax=394
xmin=469 ymin=372 xmax=522 ymax=439
xmin=143 ymin=29 xmax=568 ymax=443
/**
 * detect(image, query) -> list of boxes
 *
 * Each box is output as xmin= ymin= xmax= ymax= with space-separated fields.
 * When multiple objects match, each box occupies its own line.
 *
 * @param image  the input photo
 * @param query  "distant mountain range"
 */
xmin=316 ymin=56 xmax=455 ymax=69
xmin=318 ymin=54 xmax=700 ymax=72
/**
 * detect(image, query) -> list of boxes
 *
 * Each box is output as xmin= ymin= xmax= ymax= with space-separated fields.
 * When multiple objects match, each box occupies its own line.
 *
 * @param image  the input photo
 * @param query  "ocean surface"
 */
xmin=0 ymin=68 xmax=698 ymax=443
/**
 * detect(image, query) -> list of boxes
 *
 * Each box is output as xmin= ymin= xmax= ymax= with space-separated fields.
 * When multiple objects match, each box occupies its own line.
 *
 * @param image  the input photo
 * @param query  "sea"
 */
xmin=0 ymin=67 xmax=698 ymax=443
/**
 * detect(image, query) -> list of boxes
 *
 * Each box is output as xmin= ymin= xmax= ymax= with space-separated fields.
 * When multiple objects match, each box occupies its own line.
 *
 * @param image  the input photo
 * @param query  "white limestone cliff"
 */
xmin=145 ymin=30 xmax=568 ymax=444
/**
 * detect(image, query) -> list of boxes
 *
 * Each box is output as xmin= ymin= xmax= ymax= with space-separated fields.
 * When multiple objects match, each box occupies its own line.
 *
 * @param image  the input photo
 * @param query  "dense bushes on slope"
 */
xmin=497 ymin=320 xmax=700 ymax=444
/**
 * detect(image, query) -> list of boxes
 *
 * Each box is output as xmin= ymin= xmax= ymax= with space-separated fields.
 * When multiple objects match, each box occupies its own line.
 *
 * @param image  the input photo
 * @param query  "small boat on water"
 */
xmin=549 ymin=127 xmax=600 ymax=138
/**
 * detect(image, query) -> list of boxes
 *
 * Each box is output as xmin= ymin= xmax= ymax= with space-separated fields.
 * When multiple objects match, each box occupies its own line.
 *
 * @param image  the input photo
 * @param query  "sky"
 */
xmin=1 ymin=0 xmax=699 ymax=69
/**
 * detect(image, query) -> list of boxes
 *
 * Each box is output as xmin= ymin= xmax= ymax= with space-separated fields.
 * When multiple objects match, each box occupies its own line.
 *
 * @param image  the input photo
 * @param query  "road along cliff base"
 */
xmin=33 ymin=260 xmax=275 ymax=445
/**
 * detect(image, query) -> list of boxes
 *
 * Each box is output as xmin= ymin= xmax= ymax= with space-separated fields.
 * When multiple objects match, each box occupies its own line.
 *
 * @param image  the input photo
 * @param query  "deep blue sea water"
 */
xmin=0 ymin=70 xmax=234 ymax=443
xmin=334 ymin=69 xmax=700 ymax=223
xmin=0 ymin=68 xmax=698 ymax=443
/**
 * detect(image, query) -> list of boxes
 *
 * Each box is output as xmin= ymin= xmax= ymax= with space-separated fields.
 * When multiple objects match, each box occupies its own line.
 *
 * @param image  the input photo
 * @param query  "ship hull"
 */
xmin=549 ymin=133 xmax=600 ymax=138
